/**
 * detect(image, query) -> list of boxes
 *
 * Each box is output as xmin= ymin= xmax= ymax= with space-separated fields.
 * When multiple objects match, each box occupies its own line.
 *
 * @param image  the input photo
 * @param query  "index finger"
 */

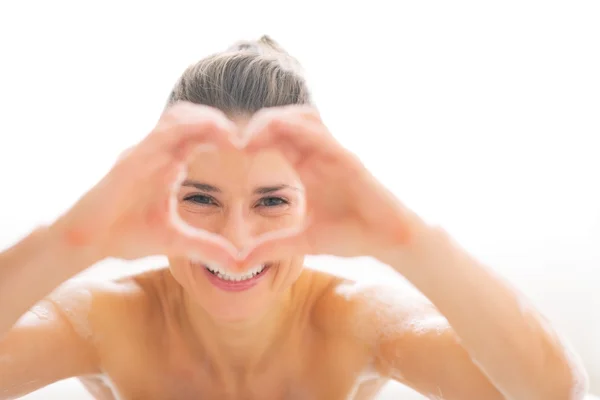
xmin=239 ymin=106 xmax=336 ymax=167
xmin=149 ymin=102 xmax=240 ymax=162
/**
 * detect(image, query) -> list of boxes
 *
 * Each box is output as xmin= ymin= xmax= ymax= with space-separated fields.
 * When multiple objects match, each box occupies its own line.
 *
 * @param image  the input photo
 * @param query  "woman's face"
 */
xmin=168 ymin=134 xmax=306 ymax=321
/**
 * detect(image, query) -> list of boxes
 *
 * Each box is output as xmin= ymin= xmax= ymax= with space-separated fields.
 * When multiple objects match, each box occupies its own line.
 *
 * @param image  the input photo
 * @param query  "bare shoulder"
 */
xmin=45 ymin=268 xmax=172 ymax=347
xmin=311 ymin=272 xmax=450 ymax=345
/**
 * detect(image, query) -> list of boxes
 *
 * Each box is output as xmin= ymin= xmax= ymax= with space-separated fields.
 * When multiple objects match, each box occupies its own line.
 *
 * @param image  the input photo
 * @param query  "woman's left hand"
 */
xmin=239 ymin=105 xmax=421 ymax=265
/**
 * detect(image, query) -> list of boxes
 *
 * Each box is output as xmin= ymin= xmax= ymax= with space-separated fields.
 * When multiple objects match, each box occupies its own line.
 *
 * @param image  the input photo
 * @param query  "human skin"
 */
xmin=0 ymin=103 xmax=589 ymax=400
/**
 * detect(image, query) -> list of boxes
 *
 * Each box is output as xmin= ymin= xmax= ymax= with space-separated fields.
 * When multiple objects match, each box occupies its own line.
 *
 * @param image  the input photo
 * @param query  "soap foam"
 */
xmin=29 ymin=304 xmax=53 ymax=321
xmin=335 ymin=281 xmax=450 ymax=390
xmin=14 ymin=302 xmax=54 ymax=328
xmin=334 ymin=281 xmax=450 ymax=342
xmin=48 ymin=282 xmax=94 ymax=341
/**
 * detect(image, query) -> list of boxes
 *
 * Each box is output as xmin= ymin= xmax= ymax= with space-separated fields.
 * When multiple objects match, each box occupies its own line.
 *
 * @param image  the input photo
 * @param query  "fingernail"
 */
xmin=230 ymin=135 xmax=247 ymax=149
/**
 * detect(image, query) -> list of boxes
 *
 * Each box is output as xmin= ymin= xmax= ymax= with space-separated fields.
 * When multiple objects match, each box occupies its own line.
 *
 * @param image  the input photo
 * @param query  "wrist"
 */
xmin=45 ymin=219 xmax=104 ymax=273
xmin=374 ymin=219 xmax=450 ymax=273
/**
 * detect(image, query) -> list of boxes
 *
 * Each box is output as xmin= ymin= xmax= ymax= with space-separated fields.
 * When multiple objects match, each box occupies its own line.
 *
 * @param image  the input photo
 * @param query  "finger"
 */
xmin=242 ymin=233 xmax=311 ymax=268
xmin=165 ymin=207 xmax=240 ymax=267
xmin=240 ymin=107 xmax=331 ymax=163
xmin=173 ymin=236 xmax=239 ymax=268
xmin=241 ymin=106 xmax=320 ymax=149
xmin=240 ymin=222 xmax=313 ymax=267
xmin=149 ymin=102 xmax=239 ymax=161
xmin=136 ymin=180 xmax=236 ymax=267
xmin=166 ymin=185 xmax=241 ymax=261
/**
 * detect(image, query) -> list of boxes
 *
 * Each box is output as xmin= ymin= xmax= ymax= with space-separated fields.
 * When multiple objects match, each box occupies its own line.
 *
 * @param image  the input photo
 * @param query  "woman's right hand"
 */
xmin=50 ymin=102 xmax=240 ymax=266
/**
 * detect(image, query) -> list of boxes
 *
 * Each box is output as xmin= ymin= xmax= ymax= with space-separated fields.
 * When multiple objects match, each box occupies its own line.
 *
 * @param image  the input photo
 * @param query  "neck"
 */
xmin=182 ymin=288 xmax=295 ymax=373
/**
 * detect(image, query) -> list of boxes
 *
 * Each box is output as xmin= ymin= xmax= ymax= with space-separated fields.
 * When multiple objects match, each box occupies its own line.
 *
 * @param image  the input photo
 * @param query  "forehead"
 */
xmin=185 ymin=148 xmax=299 ymax=189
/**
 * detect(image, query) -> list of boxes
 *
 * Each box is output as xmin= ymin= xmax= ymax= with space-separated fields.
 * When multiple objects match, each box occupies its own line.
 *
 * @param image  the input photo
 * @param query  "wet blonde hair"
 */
xmin=166 ymin=35 xmax=312 ymax=116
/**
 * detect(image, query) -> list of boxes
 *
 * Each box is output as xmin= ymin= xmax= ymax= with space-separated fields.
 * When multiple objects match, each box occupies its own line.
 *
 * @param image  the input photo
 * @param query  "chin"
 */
xmin=170 ymin=258 xmax=278 ymax=320
xmin=169 ymin=256 xmax=304 ymax=321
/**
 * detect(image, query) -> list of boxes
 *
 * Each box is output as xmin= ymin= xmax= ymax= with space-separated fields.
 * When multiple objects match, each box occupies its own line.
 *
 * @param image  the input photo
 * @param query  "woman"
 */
xmin=0 ymin=36 xmax=589 ymax=400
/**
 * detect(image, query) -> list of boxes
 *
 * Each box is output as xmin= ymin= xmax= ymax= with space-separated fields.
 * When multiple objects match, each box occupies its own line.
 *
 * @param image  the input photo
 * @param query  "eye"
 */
xmin=183 ymin=194 xmax=218 ymax=206
xmin=256 ymin=197 xmax=289 ymax=208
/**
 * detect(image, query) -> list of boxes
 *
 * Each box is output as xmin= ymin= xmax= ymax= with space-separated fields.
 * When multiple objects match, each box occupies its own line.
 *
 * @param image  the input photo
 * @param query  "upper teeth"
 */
xmin=191 ymin=261 xmax=267 ymax=282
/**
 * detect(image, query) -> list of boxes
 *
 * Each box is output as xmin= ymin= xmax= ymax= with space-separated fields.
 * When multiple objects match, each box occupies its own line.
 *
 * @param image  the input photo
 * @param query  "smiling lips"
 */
xmin=191 ymin=261 xmax=272 ymax=292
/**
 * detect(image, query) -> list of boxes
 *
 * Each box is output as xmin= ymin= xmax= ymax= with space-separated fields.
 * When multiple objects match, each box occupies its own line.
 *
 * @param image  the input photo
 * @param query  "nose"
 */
xmin=218 ymin=203 xmax=254 ymax=253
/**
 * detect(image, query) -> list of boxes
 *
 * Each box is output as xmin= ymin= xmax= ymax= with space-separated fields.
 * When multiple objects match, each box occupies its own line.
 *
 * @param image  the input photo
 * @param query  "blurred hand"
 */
xmin=52 ymin=102 xmax=240 ymax=266
xmin=240 ymin=105 xmax=420 ymax=266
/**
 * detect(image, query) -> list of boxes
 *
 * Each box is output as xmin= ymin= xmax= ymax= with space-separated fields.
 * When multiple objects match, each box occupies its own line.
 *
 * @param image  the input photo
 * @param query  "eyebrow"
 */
xmin=181 ymin=180 xmax=221 ymax=193
xmin=253 ymin=184 xmax=300 ymax=194
xmin=182 ymin=180 xmax=300 ymax=195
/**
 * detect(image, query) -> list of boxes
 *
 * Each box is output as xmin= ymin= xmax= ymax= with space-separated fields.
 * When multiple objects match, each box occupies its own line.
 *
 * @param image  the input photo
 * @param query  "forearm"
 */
xmin=0 ymin=225 xmax=97 ymax=337
xmin=379 ymin=222 xmax=588 ymax=400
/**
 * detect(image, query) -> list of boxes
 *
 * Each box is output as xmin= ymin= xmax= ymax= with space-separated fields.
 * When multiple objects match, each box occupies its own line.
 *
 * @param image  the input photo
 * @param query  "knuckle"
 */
xmin=309 ymin=111 xmax=323 ymax=124
xmin=264 ymin=113 xmax=289 ymax=133
xmin=177 ymin=110 xmax=231 ymax=139
xmin=280 ymin=104 xmax=319 ymax=120
xmin=161 ymin=102 xmax=217 ymax=128
xmin=196 ymin=117 xmax=221 ymax=134
xmin=299 ymin=105 xmax=321 ymax=119
xmin=161 ymin=102 xmax=189 ymax=123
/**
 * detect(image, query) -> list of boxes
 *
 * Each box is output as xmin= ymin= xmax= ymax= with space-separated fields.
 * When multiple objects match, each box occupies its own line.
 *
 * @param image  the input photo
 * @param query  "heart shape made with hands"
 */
xmin=167 ymin=107 xmax=312 ymax=265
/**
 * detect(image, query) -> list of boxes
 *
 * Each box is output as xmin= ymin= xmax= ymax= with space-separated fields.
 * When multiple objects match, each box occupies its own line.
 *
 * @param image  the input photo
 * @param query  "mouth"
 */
xmin=190 ymin=260 xmax=272 ymax=292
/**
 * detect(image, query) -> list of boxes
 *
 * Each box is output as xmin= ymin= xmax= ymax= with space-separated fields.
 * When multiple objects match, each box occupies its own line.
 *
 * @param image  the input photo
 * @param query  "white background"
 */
xmin=1 ymin=0 xmax=599 ymax=398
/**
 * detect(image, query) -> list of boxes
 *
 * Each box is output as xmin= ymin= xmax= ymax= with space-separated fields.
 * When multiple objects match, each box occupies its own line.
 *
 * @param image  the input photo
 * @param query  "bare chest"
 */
xmin=86 ymin=337 xmax=387 ymax=400
xmin=81 ymin=371 xmax=387 ymax=400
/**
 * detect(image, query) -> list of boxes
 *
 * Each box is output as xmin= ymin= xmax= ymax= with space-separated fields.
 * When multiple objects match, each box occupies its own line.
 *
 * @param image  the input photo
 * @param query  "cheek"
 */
xmin=177 ymin=206 xmax=223 ymax=232
xmin=252 ymin=201 xmax=306 ymax=235
xmin=252 ymin=214 xmax=300 ymax=236
xmin=177 ymin=205 xmax=303 ymax=236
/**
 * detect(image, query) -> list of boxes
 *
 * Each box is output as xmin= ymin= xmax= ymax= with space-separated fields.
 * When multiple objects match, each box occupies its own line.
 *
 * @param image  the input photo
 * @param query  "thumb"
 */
xmin=241 ymin=224 xmax=312 ymax=267
xmin=175 ymin=236 xmax=239 ymax=268
xmin=166 ymin=193 xmax=240 ymax=267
